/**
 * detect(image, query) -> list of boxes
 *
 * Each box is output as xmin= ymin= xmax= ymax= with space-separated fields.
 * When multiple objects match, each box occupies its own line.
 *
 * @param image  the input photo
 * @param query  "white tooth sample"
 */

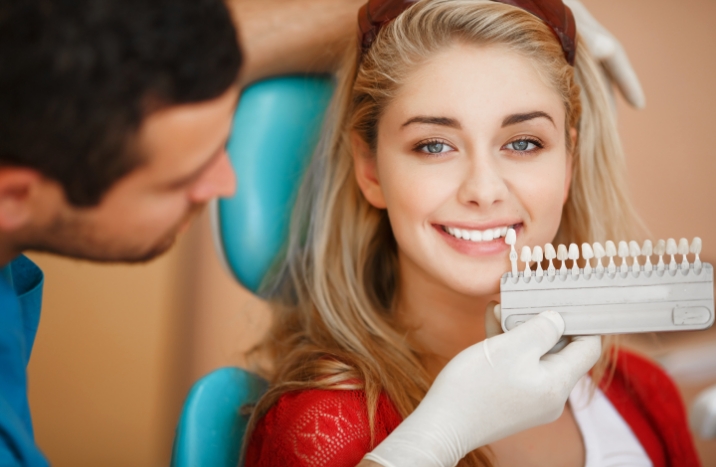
xmin=505 ymin=228 xmax=518 ymax=277
xmin=483 ymin=229 xmax=494 ymax=241
xmin=593 ymin=242 xmax=605 ymax=273
xmin=470 ymin=230 xmax=482 ymax=242
xmin=629 ymin=240 xmax=641 ymax=273
xmin=582 ymin=243 xmax=594 ymax=275
xmin=605 ymin=240 xmax=617 ymax=274
xmin=618 ymin=241 xmax=629 ymax=273
xmin=545 ymin=243 xmax=557 ymax=276
xmin=678 ymin=238 xmax=689 ymax=269
xmin=493 ymin=228 xmax=501 ymax=239
xmin=532 ymin=246 xmax=544 ymax=277
xmin=666 ymin=238 xmax=677 ymax=271
xmin=500 ymin=226 xmax=508 ymax=236
xmin=642 ymin=240 xmax=653 ymax=272
xmin=521 ymin=246 xmax=532 ymax=278
xmin=557 ymin=244 xmax=568 ymax=275
xmin=691 ymin=237 xmax=702 ymax=270
xmin=654 ymin=239 xmax=666 ymax=272
xmin=568 ymin=243 xmax=580 ymax=275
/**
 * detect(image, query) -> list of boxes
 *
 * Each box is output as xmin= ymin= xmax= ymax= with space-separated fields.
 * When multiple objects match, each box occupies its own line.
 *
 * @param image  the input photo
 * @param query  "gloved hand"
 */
xmin=363 ymin=309 xmax=601 ymax=467
xmin=564 ymin=0 xmax=646 ymax=109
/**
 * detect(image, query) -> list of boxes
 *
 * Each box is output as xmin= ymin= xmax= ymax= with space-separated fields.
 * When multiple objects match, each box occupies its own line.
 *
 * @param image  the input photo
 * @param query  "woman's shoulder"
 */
xmin=601 ymin=347 xmax=701 ymax=467
xmin=245 ymin=388 xmax=402 ymax=467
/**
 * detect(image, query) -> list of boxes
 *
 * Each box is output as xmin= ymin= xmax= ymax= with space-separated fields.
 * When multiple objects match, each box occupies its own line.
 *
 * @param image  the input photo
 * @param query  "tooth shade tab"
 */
xmin=532 ymin=246 xmax=544 ymax=262
xmin=629 ymin=241 xmax=641 ymax=258
xmin=545 ymin=243 xmax=556 ymax=276
xmin=593 ymin=242 xmax=605 ymax=258
xmin=654 ymin=239 xmax=666 ymax=256
xmin=582 ymin=243 xmax=594 ymax=259
xmin=618 ymin=241 xmax=629 ymax=258
xmin=545 ymin=243 xmax=556 ymax=260
xmin=605 ymin=241 xmax=617 ymax=257
xmin=520 ymin=246 xmax=532 ymax=262
xmin=557 ymin=244 xmax=568 ymax=261
xmin=666 ymin=238 xmax=677 ymax=255
xmin=691 ymin=237 xmax=702 ymax=254
xmin=505 ymin=228 xmax=516 ymax=245
xmin=521 ymin=246 xmax=532 ymax=277
xmin=641 ymin=240 xmax=653 ymax=256
xmin=678 ymin=238 xmax=689 ymax=255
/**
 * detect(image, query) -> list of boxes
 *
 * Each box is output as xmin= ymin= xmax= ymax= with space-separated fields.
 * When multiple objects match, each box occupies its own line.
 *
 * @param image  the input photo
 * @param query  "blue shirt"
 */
xmin=0 ymin=256 xmax=48 ymax=467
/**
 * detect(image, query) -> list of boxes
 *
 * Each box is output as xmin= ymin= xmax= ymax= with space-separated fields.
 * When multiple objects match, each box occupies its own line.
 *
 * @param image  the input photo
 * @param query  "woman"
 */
xmin=244 ymin=0 xmax=699 ymax=465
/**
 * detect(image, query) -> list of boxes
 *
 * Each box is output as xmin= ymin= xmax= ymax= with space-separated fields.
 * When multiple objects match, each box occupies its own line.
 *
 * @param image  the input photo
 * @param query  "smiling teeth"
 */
xmin=444 ymin=225 xmax=510 ymax=242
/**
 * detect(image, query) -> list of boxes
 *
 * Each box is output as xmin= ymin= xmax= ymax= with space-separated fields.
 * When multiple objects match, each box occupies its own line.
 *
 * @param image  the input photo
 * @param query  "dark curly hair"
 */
xmin=0 ymin=0 xmax=243 ymax=206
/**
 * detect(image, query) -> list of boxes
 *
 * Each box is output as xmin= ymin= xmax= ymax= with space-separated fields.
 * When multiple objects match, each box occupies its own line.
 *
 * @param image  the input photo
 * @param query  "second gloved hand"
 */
xmin=363 ymin=310 xmax=601 ymax=467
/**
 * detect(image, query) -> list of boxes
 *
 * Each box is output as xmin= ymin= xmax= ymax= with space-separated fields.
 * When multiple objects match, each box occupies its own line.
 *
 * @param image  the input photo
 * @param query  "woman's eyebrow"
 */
xmin=401 ymin=116 xmax=462 ymax=129
xmin=502 ymin=111 xmax=555 ymax=127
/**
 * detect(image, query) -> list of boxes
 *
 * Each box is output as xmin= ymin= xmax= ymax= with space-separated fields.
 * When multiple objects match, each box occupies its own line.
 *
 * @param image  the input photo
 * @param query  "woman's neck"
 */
xmin=395 ymin=254 xmax=499 ymax=378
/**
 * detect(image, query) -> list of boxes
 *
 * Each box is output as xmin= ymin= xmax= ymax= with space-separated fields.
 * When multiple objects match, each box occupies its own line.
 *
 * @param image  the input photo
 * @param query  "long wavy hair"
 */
xmin=245 ymin=1 xmax=643 ymax=465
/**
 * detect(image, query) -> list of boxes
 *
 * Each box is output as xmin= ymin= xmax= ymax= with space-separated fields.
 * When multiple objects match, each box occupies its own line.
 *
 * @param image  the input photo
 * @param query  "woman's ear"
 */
xmin=351 ymin=131 xmax=387 ymax=209
xmin=563 ymin=127 xmax=577 ymax=204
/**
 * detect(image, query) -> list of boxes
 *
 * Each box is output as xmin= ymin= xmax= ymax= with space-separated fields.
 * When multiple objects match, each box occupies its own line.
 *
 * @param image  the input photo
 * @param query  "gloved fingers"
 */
xmin=484 ymin=301 xmax=502 ymax=338
xmin=565 ymin=0 xmax=646 ymax=109
xmin=542 ymin=335 xmax=602 ymax=384
xmin=488 ymin=310 xmax=565 ymax=360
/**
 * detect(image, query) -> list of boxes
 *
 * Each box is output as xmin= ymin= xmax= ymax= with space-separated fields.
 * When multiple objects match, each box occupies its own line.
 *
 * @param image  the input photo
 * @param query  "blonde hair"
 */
xmin=246 ymin=1 xmax=643 ymax=465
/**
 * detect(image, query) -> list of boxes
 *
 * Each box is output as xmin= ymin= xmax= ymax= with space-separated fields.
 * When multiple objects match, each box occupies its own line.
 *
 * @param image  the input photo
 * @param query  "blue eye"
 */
xmin=506 ymin=139 xmax=541 ymax=152
xmin=416 ymin=140 xmax=454 ymax=154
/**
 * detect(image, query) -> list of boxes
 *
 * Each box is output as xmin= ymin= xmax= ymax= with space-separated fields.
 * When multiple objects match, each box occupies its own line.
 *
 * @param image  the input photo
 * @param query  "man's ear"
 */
xmin=351 ymin=132 xmax=386 ymax=209
xmin=563 ymin=127 xmax=577 ymax=204
xmin=0 ymin=167 xmax=42 ymax=231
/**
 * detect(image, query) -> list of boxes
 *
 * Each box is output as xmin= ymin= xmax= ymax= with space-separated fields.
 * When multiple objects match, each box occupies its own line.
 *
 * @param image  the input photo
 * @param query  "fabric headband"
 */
xmin=357 ymin=0 xmax=577 ymax=65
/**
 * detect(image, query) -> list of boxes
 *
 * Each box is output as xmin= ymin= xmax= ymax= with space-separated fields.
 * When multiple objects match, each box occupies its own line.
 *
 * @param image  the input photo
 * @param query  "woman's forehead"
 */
xmin=381 ymin=42 xmax=566 ymax=131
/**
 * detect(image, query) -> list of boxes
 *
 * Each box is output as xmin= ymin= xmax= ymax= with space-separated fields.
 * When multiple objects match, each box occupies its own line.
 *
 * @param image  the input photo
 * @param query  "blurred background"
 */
xmin=25 ymin=0 xmax=716 ymax=465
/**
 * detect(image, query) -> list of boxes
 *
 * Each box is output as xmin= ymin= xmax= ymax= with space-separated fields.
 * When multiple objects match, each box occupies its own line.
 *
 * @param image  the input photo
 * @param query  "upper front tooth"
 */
xmin=493 ymin=228 xmax=501 ymax=238
xmin=470 ymin=230 xmax=482 ymax=241
xmin=500 ymin=227 xmax=508 ymax=236
xmin=483 ymin=229 xmax=494 ymax=241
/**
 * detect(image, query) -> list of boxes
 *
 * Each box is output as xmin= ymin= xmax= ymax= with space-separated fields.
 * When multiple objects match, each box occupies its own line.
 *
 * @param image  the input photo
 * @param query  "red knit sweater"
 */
xmin=245 ymin=349 xmax=701 ymax=467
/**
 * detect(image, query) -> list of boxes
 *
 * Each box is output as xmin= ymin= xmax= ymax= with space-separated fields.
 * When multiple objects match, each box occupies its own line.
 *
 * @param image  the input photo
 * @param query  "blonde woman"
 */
xmin=244 ymin=1 xmax=700 ymax=466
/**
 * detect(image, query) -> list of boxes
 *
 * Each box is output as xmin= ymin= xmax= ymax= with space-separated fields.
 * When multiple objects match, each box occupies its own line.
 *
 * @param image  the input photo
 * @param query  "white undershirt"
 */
xmin=569 ymin=376 xmax=653 ymax=467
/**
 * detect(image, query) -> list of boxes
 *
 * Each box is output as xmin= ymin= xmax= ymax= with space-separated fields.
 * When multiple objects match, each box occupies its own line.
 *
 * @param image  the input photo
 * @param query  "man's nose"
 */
xmin=189 ymin=150 xmax=237 ymax=203
xmin=456 ymin=152 xmax=509 ymax=208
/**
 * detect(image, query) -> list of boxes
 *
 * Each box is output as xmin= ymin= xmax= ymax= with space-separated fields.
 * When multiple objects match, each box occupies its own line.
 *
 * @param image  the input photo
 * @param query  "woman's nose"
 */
xmin=456 ymin=153 xmax=509 ymax=208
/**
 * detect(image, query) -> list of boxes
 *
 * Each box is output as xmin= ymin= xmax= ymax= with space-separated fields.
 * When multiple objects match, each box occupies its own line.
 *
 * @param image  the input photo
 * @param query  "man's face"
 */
xmin=27 ymin=86 xmax=240 ymax=263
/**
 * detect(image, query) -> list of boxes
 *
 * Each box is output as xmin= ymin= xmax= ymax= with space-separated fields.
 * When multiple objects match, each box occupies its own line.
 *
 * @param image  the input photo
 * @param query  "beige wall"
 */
xmin=26 ymin=0 xmax=716 ymax=465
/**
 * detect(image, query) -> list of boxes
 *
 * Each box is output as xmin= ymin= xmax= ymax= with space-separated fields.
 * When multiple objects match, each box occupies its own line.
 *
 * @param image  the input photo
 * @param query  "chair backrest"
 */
xmin=172 ymin=76 xmax=334 ymax=466
xmin=170 ymin=367 xmax=268 ymax=467
xmin=211 ymin=75 xmax=334 ymax=293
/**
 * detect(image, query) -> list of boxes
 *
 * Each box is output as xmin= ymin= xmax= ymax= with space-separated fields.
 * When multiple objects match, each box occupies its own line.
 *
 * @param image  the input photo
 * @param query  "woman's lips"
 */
xmin=434 ymin=223 xmax=523 ymax=257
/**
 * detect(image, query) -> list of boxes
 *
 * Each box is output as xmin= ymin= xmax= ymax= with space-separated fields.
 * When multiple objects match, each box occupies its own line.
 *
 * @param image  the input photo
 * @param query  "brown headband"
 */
xmin=358 ymin=0 xmax=576 ymax=65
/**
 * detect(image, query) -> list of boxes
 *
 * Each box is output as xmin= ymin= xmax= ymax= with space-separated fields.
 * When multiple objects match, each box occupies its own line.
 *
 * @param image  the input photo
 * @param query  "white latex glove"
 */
xmin=564 ymin=0 xmax=646 ymax=109
xmin=363 ymin=309 xmax=601 ymax=467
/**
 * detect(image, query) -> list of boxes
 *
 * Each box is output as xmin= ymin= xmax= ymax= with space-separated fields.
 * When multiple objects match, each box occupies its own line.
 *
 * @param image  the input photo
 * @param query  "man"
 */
xmin=0 ymin=0 xmax=644 ymax=466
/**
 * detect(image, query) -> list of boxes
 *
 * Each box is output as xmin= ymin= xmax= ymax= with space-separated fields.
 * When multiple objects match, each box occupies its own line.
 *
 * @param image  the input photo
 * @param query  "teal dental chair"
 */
xmin=170 ymin=76 xmax=334 ymax=467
